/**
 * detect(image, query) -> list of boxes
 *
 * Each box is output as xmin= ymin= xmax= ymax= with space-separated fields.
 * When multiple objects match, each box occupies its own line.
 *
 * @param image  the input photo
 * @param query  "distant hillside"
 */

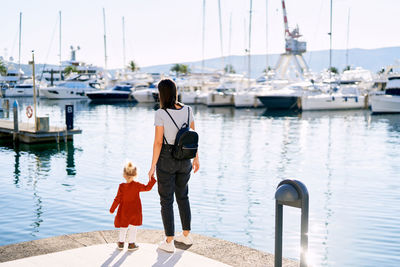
xmin=141 ymin=46 xmax=400 ymax=77
xmin=3 ymin=46 xmax=399 ymax=79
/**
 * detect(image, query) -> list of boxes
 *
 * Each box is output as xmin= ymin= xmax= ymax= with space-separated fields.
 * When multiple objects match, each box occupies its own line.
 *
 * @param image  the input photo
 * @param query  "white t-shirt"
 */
xmin=154 ymin=105 xmax=195 ymax=144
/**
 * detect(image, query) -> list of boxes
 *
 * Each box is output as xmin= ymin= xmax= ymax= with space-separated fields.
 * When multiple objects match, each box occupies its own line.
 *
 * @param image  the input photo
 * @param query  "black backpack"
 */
xmin=163 ymin=107 xmax=199 ymax=160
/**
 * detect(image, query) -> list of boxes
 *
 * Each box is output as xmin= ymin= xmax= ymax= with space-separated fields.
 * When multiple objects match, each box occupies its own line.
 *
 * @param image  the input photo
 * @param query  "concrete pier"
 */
xmin=0 ymin=229 xmax=298 ymax=266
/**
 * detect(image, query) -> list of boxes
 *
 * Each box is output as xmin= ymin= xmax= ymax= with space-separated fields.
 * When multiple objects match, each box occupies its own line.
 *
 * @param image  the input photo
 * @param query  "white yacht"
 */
xmin=3 ymin=82 xmax=39 ymax=97
xmin=207 ymin=74 xmax=249 ymax=107
xmin=179 ymin=75 xmax=219 ymax=105
xmin=234 ymin=86 xmax=267 ymax=108
xmin=131 ymin=83 xmax=157 ymax=103
xmin=301 ymin=84 xmax=366 ymax=111
xmin=370 ymin=75 xmax=400 ymax=113
xmin=40 ymin=80 xmax=100 ymax=99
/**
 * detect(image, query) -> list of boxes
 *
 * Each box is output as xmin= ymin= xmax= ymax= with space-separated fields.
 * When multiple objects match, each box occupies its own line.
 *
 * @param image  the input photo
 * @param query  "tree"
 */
xmin=224 ymin=64 xmax=236 ymax=74
xmin=343 ymin=65 xmax=351 ymax=72
xmin=329 ymin=66 xmax=338 ymax=74
xmin=170 ymin=64 xmax=190 ymax=76
xmin=263 ymin=66 xmax=272 ymax=73
xmin=64 ymin=66 xmax=78 ymax=75
xmin=0 ymin=60 xmax=7 ymax=76
xmin=128 ymin=60 xmax=139 ymax=72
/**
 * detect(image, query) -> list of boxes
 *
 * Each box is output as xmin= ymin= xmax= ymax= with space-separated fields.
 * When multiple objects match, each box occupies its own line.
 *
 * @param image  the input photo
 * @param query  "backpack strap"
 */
xmin=187 ymin=106 xmax=190 ymax=126
xmin=164 ymin=109 xmax=180 ymax=130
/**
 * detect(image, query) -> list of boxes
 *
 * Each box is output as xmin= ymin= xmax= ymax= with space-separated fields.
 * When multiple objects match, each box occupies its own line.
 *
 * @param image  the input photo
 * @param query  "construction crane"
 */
xmin=274 ymin=0 xmax=309 ymax=80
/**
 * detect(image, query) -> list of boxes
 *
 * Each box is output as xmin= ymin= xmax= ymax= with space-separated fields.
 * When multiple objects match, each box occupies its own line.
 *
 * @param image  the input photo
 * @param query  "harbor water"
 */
xmin=0 ymin=99 xmax=399 ymax=266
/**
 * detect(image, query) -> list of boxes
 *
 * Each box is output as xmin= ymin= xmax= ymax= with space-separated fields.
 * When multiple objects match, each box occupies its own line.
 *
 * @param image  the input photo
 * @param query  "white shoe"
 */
xmin=175 ymin=233 xmax=193 ymax=245
xmin=158 ymin=239 xmax=175 ymax=253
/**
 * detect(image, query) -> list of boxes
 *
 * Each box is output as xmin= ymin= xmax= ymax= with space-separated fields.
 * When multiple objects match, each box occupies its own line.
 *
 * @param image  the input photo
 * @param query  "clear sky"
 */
xmin=1 ymin=0 xmax=399 ymax=69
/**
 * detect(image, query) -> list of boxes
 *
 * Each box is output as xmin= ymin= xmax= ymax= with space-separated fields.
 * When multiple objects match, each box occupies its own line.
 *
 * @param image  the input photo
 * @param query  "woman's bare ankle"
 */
xmin=183 ymin=230 xmax=190 ymax=237
xmin=166 ymin=236 xmax=174 ymax=243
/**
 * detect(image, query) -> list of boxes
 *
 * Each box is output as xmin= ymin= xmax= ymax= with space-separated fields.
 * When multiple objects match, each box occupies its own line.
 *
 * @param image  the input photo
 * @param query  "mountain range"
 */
xmin=5 ymin=46 xmax=400 ymax=78
xmin=140 ymin=46 xmax=400 ymax=77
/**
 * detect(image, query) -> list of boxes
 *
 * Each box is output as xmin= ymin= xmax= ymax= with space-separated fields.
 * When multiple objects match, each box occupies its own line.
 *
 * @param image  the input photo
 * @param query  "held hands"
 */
xmin=148 ymin=165 xmax=156 ymax=180
xmin=192 ymin=158 xmax=200 ymax=173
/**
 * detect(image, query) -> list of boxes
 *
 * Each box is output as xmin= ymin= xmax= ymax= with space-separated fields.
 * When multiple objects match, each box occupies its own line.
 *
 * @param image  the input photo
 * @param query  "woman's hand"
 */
xmin=192 ymin=158 xmax=200 ymax=173
xmin=148 ymin=165 xmax=156 ymax=180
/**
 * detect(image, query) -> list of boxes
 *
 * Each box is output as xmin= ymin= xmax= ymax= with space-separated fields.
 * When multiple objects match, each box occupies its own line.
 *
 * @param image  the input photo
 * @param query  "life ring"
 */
xmin=26 ymin=106 xmax=33 ymax=118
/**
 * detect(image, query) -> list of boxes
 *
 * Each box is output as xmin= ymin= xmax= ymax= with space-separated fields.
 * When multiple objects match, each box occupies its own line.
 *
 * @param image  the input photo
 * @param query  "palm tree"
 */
xmin=170 ymin=64 xmax=190 ymax=76
xmin=128 ymin=60 xmax=139 ymax=72
xmin=0 ymin=60 xmax=7 ymax=76
xmin=224 ymin=64 xmax=236 ymax=74
xmin=64 ymin=66 xmax=78 ymax=75
xmin=343 ymin=65 xmax=351 ymax=72
xmin=329 ymin=66 xmax=338 ymax=74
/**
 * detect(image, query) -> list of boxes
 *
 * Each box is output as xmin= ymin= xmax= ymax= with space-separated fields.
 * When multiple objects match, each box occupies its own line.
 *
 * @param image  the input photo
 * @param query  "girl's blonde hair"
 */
xmin=123 ymin=161 xmax=137 ymax=178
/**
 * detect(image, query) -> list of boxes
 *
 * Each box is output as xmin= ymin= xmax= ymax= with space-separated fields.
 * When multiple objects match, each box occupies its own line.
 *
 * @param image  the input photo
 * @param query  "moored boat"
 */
xmin=370 ymin=75 xmax=400 ymax=113
xmin=87 ymin=85 xmax=134 ymax=102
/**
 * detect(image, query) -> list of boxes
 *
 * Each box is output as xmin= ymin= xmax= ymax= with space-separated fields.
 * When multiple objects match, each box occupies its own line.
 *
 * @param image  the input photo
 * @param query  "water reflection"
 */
xmin=1 ymin=141 xmax=79 ymax=185
xmin=3 ymin=141 xmax=78 ymax=236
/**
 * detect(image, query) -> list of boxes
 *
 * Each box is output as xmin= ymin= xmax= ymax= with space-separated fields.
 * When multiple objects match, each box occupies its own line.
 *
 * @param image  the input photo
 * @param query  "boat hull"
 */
xmin=207 ymin=93 xmax=235 ymax=107
xmin=87 ymin=91 xmax=133 ymax=102
xmin=4 ymin=88 xmax=39 ymax=97
xmin=370 ymin=95 xmax=400 ymax=113
xmin=181 ymin=92 xmax=207 ymax=105
xmin=234 ymin=93 xmax=264 ymax=108
xmin=301 ymin=95 xmax=366 ymax=110
xmin=39 ymin=88 xmax=94 ymax=99
xmin=132 ymin=89 xmax=155 ymax=103
xmin=257 ymin=96 xmax=300 ymax=110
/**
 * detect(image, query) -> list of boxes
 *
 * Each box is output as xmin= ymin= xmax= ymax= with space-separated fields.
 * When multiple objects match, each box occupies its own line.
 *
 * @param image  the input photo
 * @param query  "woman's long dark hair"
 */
xmin=158 ymin=79 xmax=181 ymax=109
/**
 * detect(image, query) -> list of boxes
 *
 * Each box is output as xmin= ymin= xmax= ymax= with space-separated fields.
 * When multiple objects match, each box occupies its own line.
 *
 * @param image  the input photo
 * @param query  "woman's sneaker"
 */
xmin=174 ymin=233 xmax=193 ymax=245
xmin=158 ymin=239 xmax=175 ymax=253
xmin=128 ymin=243 xmax=139 ymax=251
xmin=117 ymin=242 xmax=124 ymax=250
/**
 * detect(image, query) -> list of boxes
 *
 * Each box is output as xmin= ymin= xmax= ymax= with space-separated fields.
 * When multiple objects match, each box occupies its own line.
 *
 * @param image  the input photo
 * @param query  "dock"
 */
xmin=0 ymin=119 xmax=82 ymax=144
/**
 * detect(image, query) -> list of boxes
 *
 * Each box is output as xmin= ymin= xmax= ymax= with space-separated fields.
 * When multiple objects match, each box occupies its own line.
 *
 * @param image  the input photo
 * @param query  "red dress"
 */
xmin=110 ymin=177 xmax=156 ymax=228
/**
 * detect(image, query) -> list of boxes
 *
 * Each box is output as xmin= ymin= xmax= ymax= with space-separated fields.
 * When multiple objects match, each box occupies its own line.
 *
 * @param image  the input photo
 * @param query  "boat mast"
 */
xmin=248 ymin=0 xmax=253 ymax=87
xmin=345 ymin=8 xmax=350 ymax=68
xmin=201 ymin=0 xmax=206 ymax=84
xmin=228 ymin=12 xmax=232 ymax=73
xmin=59 ymin=11 xmax=62 ymax=79
xmin=103 ymin=8 xmax=108 ymax=71
xmin=18 ymin=12 xmax=22 ymax=81
xmin=329 ymin=0 xmax=333 ymax=79
xmin=217 ymin=0 xmax=224 ymax=72
xmin=265 ymin=0 xmax=269 ymax=72
xmin=122 ymin=16 xmax=126 ymax=70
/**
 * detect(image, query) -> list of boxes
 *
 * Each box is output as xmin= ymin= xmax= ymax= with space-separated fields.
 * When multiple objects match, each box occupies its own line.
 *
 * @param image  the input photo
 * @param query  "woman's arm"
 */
xmin=190 ymin=121 xmax=200 ymax=173
xmin=148 ymin=126 xmax=164 ymax=179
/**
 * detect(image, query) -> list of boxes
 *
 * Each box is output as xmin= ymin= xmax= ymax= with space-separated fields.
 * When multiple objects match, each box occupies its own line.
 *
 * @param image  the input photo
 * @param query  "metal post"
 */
xmin=13 ymin=100 xmax=19 ymax=142
xmin=31 ymin=51 xmax=38 ymax=131
xmin=274 ymin=180 xmax=309 ymax=267
xmin=274 ymin=202 xmax=283 ymax=267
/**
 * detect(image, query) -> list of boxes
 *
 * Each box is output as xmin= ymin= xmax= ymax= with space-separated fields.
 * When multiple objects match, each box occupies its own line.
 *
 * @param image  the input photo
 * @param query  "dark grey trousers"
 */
xmin=156 ymin=145 xmax=192 ymax=236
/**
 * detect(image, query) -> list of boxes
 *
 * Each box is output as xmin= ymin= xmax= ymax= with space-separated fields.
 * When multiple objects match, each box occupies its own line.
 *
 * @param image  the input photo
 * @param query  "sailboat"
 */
xmin=2 ymin=12 xmax=39 ymax=97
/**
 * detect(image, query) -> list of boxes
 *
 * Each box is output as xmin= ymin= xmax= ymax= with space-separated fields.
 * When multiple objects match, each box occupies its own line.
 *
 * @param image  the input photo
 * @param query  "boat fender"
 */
xmin=344 ymin=97 xmax=348 ymax=102
xmin=355 ymin=96 xmax=358 ymax=103
xmin=332 ymin=96 xmax=335 ymax=101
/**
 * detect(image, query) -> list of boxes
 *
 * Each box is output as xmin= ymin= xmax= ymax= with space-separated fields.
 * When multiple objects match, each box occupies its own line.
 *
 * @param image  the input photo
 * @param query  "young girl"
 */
xmin=110 ymin=161 xmax=156 ymax=250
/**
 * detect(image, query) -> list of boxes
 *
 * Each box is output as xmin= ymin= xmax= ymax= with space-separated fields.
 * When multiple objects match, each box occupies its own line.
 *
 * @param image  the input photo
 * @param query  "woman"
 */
xmin=148 ymin=79 xmax=200 ymax=253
